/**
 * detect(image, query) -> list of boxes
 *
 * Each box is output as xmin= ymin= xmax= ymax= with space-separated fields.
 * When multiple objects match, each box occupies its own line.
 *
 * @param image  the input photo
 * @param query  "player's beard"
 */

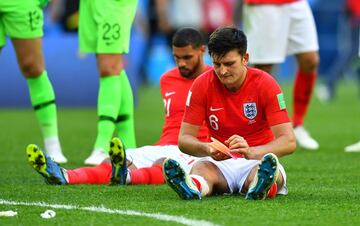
xmin=179 ymin=57 xmax=201 ymax=79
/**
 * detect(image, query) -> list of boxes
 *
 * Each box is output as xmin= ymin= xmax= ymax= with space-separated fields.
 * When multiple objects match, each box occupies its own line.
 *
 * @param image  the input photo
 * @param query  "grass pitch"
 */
xmin=0 ymin=83 xmax=360 ymax=226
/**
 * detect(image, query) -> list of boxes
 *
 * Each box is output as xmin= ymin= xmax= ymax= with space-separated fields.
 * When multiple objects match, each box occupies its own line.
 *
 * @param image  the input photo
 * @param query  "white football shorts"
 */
xmin=196 ymin=157 xmax=288 ymax=195
xmin=126 ymin=145 xmax=198 ymax=173
xmin=243 ymin=0 xmax=319 ymax=64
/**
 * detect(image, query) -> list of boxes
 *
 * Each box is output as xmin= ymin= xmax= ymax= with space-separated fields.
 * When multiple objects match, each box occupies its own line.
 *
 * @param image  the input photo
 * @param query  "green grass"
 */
xmin=1 ymin=84 xmax=360 ymax=226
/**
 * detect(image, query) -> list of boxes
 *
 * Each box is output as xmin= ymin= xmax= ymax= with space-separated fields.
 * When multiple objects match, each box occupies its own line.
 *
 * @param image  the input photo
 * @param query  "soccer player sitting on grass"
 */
xmin=163 ymin=27 xmax=296 ymax=200
xmin=26 ymin=28 xmax=211 ymax=186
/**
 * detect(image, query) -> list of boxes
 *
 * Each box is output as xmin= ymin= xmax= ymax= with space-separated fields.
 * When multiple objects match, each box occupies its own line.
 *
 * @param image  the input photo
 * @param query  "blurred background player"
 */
xmin=26 ymin=27 xmax=211 ymax=185
xmin=317 ymin=0 xmax=360 ymax=102
xmin=163 ymin=27 xmax=296 ymax=200
xmin=0 ymin=0 xmax=67 ymax=163
xmin=79 ymin=0 xmax=137 ymax=165
xmin=237 ymin=0 xmax=320 ymax=150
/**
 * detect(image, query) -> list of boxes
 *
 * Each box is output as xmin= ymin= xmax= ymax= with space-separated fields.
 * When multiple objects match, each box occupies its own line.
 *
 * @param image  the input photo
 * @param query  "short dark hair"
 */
xmin=172 ymin=27 xmax=206 ymax=48
xmin=208 ymin=26 xmax=247 ymax=58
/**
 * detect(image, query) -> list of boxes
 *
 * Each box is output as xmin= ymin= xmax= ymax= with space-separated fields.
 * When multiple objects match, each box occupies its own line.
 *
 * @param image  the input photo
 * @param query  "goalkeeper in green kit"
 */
xmin=79 ymin=0 xmax=138 ymax=165
xmin=0 ymin=0 xmax=67 ymax=163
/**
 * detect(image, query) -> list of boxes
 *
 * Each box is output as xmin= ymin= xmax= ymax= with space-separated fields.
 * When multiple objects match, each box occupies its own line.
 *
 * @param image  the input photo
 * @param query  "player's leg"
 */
xmin=190 ymin=161 xmax=228 ymax=196
xmin=61 ymin=147 xmax=192 ymax=186
xmin=26 ymin=142 xmax=114 ymax=185
xmin=5 ymin=1 xmax=67 ymax=163
xmin=163 ymin=157 xmax=229 ymax=200
xmin=110 ymin=144 xmax=177 ymax=185
xmin=245 ymin=153 xmax=280 ymax=200
xmin=12 ymin=38 xmax=67 ymax=163
xmin=81 ymin=0 xmax=137 ymax=165
xmin=288 ymin=0 xmax=320 ymax=150
xmin=110 ymin=0 xmax=137 ymax=149
xmin=83 ymin=53 xmax=122 ymax=165
xmin=115 ymin=72 xmax=136 ymax=148
xmin=124 ymin=148 xmax=198 ymax=186
xmin=66 ymin=162 xmax=112 ymax=184
xmin=66 ymin=143 xmax=164 ymax=185
xmin=79 ymin=0 xmax=122 ymax=165
xmin=294 ymin=51 xmax=319 ymax=126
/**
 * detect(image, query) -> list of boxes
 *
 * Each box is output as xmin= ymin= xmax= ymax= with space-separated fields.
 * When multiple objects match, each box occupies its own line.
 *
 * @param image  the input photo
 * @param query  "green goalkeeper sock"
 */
xmin=116 ymin=70 xmax=136 ymax=148
xmin=26 ymin=71 xmax=58 ymax=138
xmin=94 ymin=75 xmax=121 ymax=153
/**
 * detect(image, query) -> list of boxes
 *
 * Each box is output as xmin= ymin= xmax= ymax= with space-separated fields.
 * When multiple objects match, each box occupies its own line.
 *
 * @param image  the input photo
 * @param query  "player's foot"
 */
xmin=345 ymin=141 xmax=360 ymax=152
xmin=245 ymin=153 xmax=279 ymax=200
xmin=44 ymin=137 xmax=68 ymax=164
xmin=109 ymin=137 xmax=127 ymax=185
xmin=26 ymin=144 xmax=67 ymax=185
xmin=84 ymin=148 xmax=108 ymax=165
xmin=163 ymin=158 xmax=201 ymax=200
xmin=294 ymin=126 xmax=319 ymax=150
xmin=47 ymin=151 xmax=68 ymax=164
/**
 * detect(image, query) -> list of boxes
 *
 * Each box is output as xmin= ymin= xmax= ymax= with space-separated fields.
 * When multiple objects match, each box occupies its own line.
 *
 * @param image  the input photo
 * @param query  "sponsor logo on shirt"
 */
xmin=165 ymin=91 xmax=176 ymax=97
xmin=210 ymin=106 xmax=224 ymax=111
xmin=243 ymin=102 xmax=257 ymax=119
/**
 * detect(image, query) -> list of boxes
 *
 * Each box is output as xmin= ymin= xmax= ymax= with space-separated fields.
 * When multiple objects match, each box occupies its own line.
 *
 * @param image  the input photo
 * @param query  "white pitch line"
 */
xmin=0 ymin=199 xmax=221 ymax=226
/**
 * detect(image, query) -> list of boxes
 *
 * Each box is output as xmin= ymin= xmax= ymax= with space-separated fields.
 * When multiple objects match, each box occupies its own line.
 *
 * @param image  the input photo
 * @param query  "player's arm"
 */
xmin=179 ymin=122 xmax=230 ymax=160
xmin=178 ymin=122 xmax=212 ymax=157
xmin=242 ymin=72 xmax=296 ymax=159
xmin=242 ymin=122 xmax=296 ymax=160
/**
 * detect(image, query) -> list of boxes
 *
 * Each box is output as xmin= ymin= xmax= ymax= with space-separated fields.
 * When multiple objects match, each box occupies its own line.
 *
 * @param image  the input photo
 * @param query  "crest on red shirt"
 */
xmin=243 ymin=102 xmax=257 ymax=119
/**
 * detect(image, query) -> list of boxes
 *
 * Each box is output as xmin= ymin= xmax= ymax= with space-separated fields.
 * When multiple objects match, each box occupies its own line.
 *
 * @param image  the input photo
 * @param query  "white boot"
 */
xmin=84 ymin=148 xmax=108 ymax=165
xmin=44 ymin=137 xmax=68 ymax=164
xmin=345 ymin=141 xmax=360 ymax=152
xmin=294 ymin=126 xmax=319 ymax=150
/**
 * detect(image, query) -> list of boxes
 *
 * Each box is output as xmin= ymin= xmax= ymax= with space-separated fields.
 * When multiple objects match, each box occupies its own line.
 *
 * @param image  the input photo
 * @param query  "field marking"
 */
xmin=0 ymin=199 xmax=220 ymax=226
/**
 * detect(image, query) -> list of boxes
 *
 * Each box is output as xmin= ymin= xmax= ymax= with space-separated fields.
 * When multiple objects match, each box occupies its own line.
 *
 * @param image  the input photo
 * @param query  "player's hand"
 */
xmin=225 ymin=135 xmax=251 ymax=159
xmin=39 ymin=0 xmax=50 ymax=8
xmin=207 ymin=143 xmax=231 ymax=161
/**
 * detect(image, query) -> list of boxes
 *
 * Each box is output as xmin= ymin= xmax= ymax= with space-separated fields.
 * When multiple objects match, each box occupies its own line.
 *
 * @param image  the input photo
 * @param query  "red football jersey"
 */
xmin=183 ymin=67 xmax=290 ymax=147
xmin=245 ymin=0 xmax=298 ymax=5
xmin=156 ymin=66 xmax=212 ymax=145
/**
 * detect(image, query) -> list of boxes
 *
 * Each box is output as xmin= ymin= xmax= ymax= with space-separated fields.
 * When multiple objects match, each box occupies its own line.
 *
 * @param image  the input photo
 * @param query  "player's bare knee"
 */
xmin=298 ymin=52 xmax=319 ymax=73
xmin=99 ymin=66 xmax=121 ymax=77
xmin=191 ymin=161 xmax=216 ymax=184
xmin=191 ymin=161 xmax=227 ymax=193
xmin=97 ymin=56 xmax=123 ymax=76
xmin=19 ymin=58 xmax=44 ymax=78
